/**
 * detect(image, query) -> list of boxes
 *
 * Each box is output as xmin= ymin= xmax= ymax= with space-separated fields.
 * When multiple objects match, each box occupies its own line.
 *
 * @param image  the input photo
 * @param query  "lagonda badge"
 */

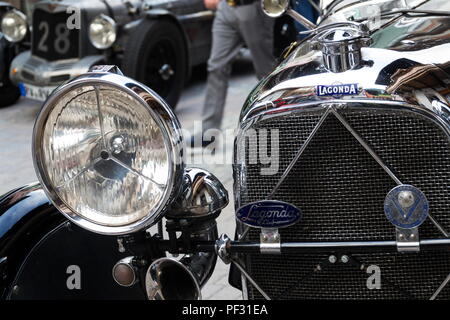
xmin=316 ymin=83 xmax=359 ymax=97
xmin=384 ymin=185 xmax=429 ymax=229
xmin=236 ymin=200 xmax=301 ymax=228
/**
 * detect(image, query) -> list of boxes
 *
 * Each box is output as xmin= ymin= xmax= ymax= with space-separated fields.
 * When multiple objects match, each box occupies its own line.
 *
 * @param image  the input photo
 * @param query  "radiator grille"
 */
xmin=235 ymin=108 xmax=450 ymax=299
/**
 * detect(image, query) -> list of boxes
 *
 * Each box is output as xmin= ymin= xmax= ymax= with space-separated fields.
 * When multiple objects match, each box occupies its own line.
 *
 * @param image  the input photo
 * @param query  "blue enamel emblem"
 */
xmin=236 ymin=200 xmax=301 ymax=228
xmin=384 ymin=185 xmax=429 ymax=229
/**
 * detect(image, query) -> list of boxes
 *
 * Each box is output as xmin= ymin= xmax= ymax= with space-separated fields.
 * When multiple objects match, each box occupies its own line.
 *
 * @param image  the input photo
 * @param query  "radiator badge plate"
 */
xmin=316 ymin=83 xmax=359 ymax=97
xmin=384 ymin=185 xmax=429 ymax=229
xmin=236 ymin=200 xmax=301 ymax=228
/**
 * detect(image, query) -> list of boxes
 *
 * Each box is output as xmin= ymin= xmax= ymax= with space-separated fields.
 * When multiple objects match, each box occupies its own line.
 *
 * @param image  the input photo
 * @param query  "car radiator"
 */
xmin=234 ymin=107 xmax=450 ymax=299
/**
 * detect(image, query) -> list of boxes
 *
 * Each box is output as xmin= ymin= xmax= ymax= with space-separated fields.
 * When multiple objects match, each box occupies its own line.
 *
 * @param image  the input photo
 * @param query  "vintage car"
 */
xmin=2 ymin=0 xmax=214 ymax=108
xmin=1 ymin=0 xmax=450 ymax=300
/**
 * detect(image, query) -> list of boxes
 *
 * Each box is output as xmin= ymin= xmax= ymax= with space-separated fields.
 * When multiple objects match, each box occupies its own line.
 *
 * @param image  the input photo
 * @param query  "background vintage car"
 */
xmin=6 ymin=0 xmax=215 ymax=108
xmin=2 ymin=0 xmax=298 ymax=109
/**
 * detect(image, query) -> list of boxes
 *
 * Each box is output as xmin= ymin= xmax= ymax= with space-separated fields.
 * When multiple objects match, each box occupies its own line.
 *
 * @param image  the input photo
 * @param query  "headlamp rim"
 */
xmin=32 ymin=72 xmax=184 ymax=235
xmin=88 ymin=14 xmax=117 ymax=50
xmin=1 ymin=8 xmax=28 ymax=43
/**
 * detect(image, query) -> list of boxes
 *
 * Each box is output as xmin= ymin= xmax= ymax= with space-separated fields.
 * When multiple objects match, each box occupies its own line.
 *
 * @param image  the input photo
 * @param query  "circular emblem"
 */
xmin=384 ymin=185 xmax=429 ymax=229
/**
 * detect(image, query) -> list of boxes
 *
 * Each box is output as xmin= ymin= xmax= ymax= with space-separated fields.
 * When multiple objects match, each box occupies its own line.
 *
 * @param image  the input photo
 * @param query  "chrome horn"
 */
xmin=145 ymin=168 xmax=228 ymax=300
xmin=146 ymin=257 xmax=202 ymax=300
xmin=261 ymin=0 xmax=316 ymax=30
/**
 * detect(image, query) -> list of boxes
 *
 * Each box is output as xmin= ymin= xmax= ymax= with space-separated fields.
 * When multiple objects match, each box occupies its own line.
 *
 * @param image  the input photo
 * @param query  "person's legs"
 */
xmin=200 ymin=1 xmax=243 ymax=136
xmin=235 ymin=2 xmax=275 ymax=80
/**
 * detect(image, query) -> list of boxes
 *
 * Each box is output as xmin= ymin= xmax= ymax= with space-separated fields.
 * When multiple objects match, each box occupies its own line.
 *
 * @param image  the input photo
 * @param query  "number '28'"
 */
xmin=37 ymin=22 xmax=71 ymax=55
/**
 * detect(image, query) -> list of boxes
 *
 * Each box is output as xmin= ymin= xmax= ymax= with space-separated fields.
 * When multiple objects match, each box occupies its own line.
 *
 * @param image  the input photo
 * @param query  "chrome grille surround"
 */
xmin=234 ymin=101 xmax=450 ymax=300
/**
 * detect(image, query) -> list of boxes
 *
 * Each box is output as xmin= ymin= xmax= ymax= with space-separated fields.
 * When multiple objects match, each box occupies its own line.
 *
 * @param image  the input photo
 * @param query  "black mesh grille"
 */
xmin=235 ymin=108 xmax=450 ymax=299
xmin=248 ymin=252 xmax=450 ymax=300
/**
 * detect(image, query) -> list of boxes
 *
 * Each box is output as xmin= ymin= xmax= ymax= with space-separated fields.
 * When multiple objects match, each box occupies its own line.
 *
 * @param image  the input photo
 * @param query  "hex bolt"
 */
xmin=341 ymin=255 xmax=349 ymax=264
xmin=328 ymin=255 xmax=337 ymax=264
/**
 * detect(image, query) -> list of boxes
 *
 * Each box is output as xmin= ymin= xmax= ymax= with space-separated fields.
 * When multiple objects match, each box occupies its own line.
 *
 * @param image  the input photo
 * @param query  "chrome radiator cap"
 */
xmin=314 ymin=26 xmax=372 ymax=73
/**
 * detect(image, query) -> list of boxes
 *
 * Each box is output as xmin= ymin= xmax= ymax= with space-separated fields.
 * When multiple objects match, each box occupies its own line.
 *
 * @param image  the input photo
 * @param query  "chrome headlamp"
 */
xmin=89 ymin=14 xmax=117 ymax=49
xmin=33 ymin=70 xmax=184 ymax=234
xmin=1 ymin=9 xmax=27 ymax=43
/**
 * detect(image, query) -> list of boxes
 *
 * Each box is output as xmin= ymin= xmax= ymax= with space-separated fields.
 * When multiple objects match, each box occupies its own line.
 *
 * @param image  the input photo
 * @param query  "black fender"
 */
xmin=0 ymin=183 xmax=147 ymax=299
xmin=0 ymin=183 xmax=64 ymax=299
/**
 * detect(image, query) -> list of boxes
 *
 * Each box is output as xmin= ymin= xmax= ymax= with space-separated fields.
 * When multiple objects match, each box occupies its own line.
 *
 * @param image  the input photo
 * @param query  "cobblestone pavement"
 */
xmin=0 ymin=55 xmax=259 ymax=300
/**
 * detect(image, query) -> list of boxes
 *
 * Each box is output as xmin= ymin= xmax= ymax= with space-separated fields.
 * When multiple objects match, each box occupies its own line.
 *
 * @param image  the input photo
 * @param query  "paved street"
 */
xmin=0 ymin=55 xmax=258 ymax=300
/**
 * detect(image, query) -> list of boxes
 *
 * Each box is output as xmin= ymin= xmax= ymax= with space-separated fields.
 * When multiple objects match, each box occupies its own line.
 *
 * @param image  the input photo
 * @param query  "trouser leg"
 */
xmin=202 ymin=64 xmax=233 ymax=133
xmin=200 ymin=1 xmax=242 ymax=133
xmin=235 ymin=2 xmax=275 ymax=79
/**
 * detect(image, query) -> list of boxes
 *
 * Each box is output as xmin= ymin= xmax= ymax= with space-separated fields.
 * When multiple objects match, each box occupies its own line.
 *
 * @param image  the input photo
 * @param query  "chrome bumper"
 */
xmin=9 ymin=51 xmax=104 ymax=86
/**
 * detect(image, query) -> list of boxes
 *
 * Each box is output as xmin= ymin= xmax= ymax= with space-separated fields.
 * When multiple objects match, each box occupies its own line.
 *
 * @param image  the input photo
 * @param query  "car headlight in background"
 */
xmin=1 ymin=9 xmax=27 ymax=43
xmin=33 ymin=71 xmax=184 ymax=234
xmin=89 ymin=14 xmax=117 ymax=49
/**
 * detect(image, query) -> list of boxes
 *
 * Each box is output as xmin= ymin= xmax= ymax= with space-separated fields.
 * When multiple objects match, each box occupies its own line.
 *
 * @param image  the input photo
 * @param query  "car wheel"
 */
xmin=0 ymin=83 xmax=20 ymax=108
xmin=122 ymin=19 xmax=187 ymax=109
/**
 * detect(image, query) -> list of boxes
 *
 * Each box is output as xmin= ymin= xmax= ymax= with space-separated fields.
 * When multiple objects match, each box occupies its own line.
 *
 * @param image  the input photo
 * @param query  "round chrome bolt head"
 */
xmin=398 ymin=190 xmax=415 ymax=208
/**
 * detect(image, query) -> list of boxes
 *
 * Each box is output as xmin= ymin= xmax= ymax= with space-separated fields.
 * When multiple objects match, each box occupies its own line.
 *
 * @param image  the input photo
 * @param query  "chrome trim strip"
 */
xmin=267 ymin=107 xmax=332 ymax=199
xmin=231 ymin=239 xmax=450 ymax=250
xmin=428 ymin=214 xmax=450 ymax=238
xmin=238 ymin=226 xmax=250 ymax=241
xmin=231 ymin=259 xmax=271 ymax=300
xmin=330 ymin=107 xmax=403 ymax=185
xmin=241 ymin=273 xmax=249 ymax=300
xmin=430 ymin=273 xmax=450 ymax=300
xmin=281 ymin=240 xmax=397 ymax=248
xmin=241 ymin=100 xmax=450 ymax=138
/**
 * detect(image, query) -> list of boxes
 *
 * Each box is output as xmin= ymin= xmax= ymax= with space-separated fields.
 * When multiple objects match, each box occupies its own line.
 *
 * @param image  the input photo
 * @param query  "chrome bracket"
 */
xmin=88 ymin=65 xmax=124 ymax=75
xmin=396 ymin=228 xmax=420 ymax=252
xmin=215 ymin=234 xmax=232 ymax=264
xmin=260 ymin=228 xmax=281 ymax=254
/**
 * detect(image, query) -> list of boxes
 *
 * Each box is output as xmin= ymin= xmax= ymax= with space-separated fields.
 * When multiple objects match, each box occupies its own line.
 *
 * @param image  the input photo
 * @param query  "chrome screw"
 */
xmin=341 ymin=255 xmax=349 ymax=264
xmin=328 ymin=255 xmax=337 ymax=264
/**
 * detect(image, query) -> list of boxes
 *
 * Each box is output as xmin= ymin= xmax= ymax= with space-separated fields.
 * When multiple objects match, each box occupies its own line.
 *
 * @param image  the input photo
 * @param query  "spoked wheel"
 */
xmin=122 ymin=19 xmax=187 ymax=109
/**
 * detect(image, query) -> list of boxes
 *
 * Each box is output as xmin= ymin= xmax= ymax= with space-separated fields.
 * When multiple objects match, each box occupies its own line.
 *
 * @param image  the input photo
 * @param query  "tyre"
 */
xmin=122 ymin=19 xmax=187 ymax=109
xmin=0 ymin=82 xmax=20 ymax=108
